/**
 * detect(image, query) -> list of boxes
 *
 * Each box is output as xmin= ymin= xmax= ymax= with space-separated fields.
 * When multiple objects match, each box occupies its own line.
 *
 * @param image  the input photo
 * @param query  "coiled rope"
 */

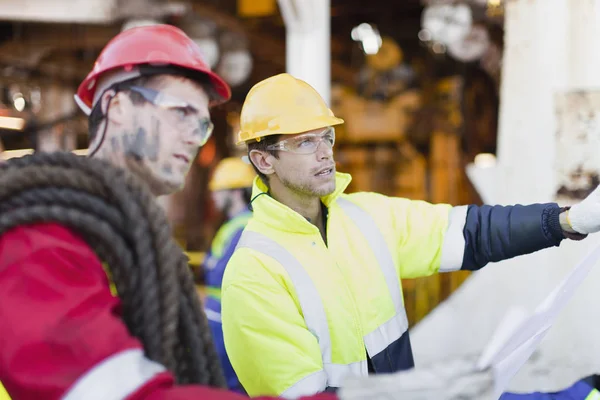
xmin=0 ymin=152 xmax=225 ymax=387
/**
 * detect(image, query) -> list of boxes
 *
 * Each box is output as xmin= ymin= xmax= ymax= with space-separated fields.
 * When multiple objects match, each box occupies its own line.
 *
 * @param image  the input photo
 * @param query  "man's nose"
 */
xmin=183 ymin=119 xmax=208 ymax=146
xmin=183 ymin=130 xmax=204 ymax=146
xmin=317 ymin=140 xmax=333 ymax=159
xmin=184 ymin=137 xmax=201 ymax=146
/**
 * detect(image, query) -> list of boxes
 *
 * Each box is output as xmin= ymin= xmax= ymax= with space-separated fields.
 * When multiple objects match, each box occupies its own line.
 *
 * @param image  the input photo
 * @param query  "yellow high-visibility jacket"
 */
xmin=222 ymin=172 xmax=566 ymax=398
xmin=221 ymin=172 xmax=462 ymax=397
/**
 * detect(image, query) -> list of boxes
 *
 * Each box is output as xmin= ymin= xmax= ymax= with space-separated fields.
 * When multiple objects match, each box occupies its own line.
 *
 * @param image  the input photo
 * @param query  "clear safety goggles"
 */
xmin=266 ymin=128 xmax=335 ymax=154
xmin=128 ymin=86 xmax=214 ymax=146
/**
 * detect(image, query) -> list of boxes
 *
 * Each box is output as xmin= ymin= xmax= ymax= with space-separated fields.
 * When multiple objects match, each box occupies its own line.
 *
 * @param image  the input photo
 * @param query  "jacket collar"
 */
xmin=249 ymin=172 xmax=352 ymax=234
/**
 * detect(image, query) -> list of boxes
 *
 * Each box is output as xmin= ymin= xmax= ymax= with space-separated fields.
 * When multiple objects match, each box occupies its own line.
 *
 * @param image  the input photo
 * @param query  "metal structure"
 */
xmin=278 ymin=0 xmax=331 ymax=105
xmin=412 ymin=0 xmax=600 ymax=393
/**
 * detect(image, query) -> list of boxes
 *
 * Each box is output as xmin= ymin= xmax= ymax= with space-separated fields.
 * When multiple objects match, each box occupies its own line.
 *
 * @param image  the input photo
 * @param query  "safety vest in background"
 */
xmin=203 ymin=209 xmax=252 ymax=300
xmin=221 ymin=172 xmax=467 ymax=398
xmin=203 ymin=209 xmax=252 ymax=394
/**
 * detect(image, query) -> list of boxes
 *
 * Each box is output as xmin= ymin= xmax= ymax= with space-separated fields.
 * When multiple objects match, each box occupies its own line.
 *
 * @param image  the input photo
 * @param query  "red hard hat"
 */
xmin=75 ymin=24 xmax=231 ymax=115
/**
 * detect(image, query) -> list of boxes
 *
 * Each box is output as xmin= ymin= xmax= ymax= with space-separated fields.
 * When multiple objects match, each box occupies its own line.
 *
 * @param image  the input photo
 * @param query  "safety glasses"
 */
xmin=266 ymin=128 xmax=335 ymax=154
xmin=128 ymin=86 xmax=214 ymax=146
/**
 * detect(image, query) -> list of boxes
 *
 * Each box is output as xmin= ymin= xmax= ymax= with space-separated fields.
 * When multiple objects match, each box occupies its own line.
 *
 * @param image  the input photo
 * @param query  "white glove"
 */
xmin=568 ymin=185 xmax=600 ymax=234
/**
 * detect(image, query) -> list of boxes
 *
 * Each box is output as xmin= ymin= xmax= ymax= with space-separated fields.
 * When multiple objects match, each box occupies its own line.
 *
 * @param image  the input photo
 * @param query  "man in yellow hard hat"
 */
xmin=220 ymin=72 xmax=600 ymax=398
xmin=203 ymin=156 xmax=255 ymax=394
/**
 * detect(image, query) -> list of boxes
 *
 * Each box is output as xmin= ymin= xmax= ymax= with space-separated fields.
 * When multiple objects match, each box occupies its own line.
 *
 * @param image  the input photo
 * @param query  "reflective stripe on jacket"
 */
xmin=221 ymin=172 xmax=566 ymax=398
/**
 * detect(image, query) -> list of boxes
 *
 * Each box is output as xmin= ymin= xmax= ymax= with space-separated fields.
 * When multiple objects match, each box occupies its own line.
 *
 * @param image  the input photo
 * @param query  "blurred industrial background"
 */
xmin=0 ymin=0 xmax=508 ymax=327
xmin=3 ymin=0 xmax=600 ymax=394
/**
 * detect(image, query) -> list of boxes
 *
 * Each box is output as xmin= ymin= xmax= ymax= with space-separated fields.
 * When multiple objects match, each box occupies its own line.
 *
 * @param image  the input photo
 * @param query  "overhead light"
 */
xmin=432 ymin=42 xmax=446 ymax=54
xmin=217 ymin=49 xmax=253 ymax=87
xmin=0 ymin=148 xmax=88 ymax=160
xmin=362 ymin=35 xmax=382 ymax=55
xmin=351 ymin=23 xmax=382 ymax=55
xmin=350 ymin=23 xmax=370 ymax=41
xmin=0 ymin=116 xmax=26 ymax=131
xmin=12 ymin=93 xmax=25 ymax=112
xmin=194 ymin=38 xmax=220 ymax=69
xmin=474 ymin=153 xmax=496 ymax=168
xmin=418 ymin=29 xmax=432 ymax=42
xmin=421 ymin=4 xmax=473 ymax=46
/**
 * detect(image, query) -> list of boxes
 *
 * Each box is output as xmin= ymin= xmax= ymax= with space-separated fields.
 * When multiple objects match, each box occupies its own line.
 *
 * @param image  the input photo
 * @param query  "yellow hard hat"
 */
xmin=366 ymin=37 xmax=403 ymax=71
xmin=236 ymin=73 xmax=344 ymax=145
xmin=209 ymin=157 xmax=256 ymax=191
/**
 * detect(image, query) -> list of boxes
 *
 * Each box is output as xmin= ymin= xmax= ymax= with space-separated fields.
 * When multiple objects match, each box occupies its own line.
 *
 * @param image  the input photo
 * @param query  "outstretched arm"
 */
xmin=388 ymin=197 xmax=587 ymax=278
xmin=460 ymin=203 xmax=585 ymax=270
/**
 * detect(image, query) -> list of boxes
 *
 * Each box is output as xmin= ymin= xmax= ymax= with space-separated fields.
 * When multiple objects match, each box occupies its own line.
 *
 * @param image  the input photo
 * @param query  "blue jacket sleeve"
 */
xmin=205 ymin=228 xmax=245 ymax=289
xmin=461 ymin=203 xmax=572 ymax=271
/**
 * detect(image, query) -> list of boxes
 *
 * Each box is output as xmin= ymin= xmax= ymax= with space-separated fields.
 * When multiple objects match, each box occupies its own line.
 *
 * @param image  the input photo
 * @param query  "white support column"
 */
xmin=278 ymin=0 xmax=331 ymax=105
xmin=36 ymin=83 xmax=64 ymax=153
xmin=36 ymin=83 xmax=77 ymax=153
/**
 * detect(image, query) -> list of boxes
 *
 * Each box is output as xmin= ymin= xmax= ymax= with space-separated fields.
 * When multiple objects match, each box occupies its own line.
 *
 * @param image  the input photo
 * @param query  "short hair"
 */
xmin=246 ymin=134 xmax=281 ymax=186
xmin=241 ymin=187 xmax=252 ymax=204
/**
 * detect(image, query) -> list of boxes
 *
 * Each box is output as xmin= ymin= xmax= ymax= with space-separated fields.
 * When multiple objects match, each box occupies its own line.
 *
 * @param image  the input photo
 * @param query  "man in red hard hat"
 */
xmin=75 ymin=23 xmax=231 ymax=196
xmin=0 ymin=24 xmax=335 ymax=400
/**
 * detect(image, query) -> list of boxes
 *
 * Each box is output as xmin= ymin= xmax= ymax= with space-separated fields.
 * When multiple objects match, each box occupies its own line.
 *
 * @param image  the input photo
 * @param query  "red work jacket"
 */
xmin=0 ymin=222 xmax=336 ymax=400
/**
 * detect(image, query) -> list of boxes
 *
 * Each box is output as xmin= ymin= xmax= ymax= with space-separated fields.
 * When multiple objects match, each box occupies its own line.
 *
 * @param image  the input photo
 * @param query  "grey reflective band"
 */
xmin=62 ymin=349 xmax=165 ymax=400
xmin=205 ymin=308 xmax=222 ymax=323
xmin=236 ymin=230 xmax=332 ymax=363
xmin=335 ymin=198 xmax=403 ymax=316
xmin=439 ymin=205 xmax=468 ymax=272
xmin=324 ymin=361 xmax=366 ymax=387
xmin=336 ymin=197 xmax=409 ymax=358
xmin=280 ymin=370 xmax=327 ymax=399
xmin=362 ymin=312 xmax=408 ymax=358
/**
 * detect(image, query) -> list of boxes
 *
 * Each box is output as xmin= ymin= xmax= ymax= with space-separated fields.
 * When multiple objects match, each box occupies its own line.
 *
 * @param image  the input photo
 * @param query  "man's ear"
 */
xmin=249 ymin=149 xmax=275 ymax=176
xmin=101 ymin=89 xmax=133 ymax=126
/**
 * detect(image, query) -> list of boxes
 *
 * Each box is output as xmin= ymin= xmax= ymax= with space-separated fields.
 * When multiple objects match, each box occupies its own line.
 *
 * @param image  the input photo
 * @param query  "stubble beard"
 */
xmin=281 ymin=175 xmax=336 ymax=199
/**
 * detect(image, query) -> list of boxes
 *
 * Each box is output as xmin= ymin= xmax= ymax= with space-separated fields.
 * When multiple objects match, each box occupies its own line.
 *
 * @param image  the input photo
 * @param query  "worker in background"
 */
xmin=500 ymin=375 xmax=600 ymax=400
xmin=203 ymin=156 xmax=255 ymax=393
xmin=0 ymin=26 xmax=333 ymax=400
xmin=221 ymin=73 xmax=600 ymax=398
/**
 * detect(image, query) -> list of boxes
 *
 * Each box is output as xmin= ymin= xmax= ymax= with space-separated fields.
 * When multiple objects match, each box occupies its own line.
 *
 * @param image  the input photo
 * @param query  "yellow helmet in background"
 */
xmin=209 ymin=157 xmax=256 ymax=191
xmin=236 ymin=73 xmax=344 ymax=145
xmin=366 ymin=36 xmax=403 ymax=72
